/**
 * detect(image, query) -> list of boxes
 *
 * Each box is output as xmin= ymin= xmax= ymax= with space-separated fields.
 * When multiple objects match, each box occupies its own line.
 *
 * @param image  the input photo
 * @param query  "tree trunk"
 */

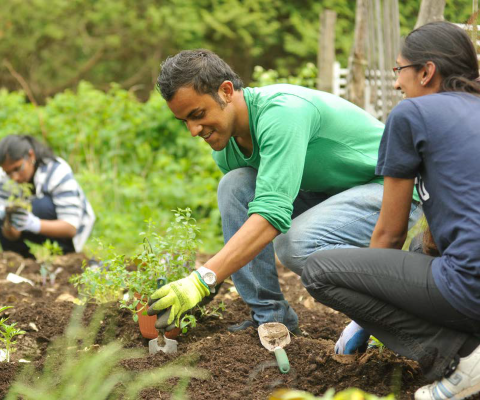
xmin=347 ymin=0 xmax=368 ymax=107
xmin=317 ymin=10 xmax=337 ymax=93
xmin=415 ymin=0 xmax=446 ymax=29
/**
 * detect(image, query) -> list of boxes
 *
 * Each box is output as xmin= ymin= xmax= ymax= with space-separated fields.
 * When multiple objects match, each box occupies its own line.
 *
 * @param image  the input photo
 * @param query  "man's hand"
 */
xmin=10 ymin=209 xmax=41 ymax=234
xmin=335 ymin=321 xmax=370 ymax=355
xmin=147 ymin=272 xmax=210 ymax=326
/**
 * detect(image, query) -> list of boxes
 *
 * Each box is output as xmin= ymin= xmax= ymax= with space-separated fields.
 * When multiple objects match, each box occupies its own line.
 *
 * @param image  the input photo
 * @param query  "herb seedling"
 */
xmin=180 ymin=314 xmax=197 ymax=334
xmin=197 ymin=301 xmax=226 ymax=320
xmin=0 ymin=306 xmax=26 ymax=363
xmin=26 ymin=240 xmax=63 ymax=285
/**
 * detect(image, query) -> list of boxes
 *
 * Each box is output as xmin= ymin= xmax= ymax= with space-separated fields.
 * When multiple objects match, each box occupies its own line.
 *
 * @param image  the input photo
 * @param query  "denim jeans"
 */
xmin=302 ymin=248 xmax=480 ymax=380
xmin=217 ymin=167 xmax=422 ymax=331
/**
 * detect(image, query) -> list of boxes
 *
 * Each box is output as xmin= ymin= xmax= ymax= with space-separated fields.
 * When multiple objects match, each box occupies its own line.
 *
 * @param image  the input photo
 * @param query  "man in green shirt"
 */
xmin=147 ymin=49 xmax=422 ymax=338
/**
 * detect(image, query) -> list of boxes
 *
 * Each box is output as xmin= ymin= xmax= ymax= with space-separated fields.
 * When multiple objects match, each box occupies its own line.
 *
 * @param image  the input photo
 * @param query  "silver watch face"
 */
xmin=203 ymin=272 xmax=216 ymax=286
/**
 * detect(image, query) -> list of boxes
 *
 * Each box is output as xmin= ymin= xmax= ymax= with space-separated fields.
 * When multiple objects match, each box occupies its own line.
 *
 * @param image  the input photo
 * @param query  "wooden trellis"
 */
xmin=346 ymin=0 xmax=402 ymax=122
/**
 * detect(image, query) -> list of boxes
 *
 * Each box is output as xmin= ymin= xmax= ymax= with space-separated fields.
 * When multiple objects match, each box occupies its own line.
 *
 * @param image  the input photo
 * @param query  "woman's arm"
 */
xmin=370 ymin=176 xmax=415 ymax=249
xmin=38 ymin=219 xmax=77 ymax=238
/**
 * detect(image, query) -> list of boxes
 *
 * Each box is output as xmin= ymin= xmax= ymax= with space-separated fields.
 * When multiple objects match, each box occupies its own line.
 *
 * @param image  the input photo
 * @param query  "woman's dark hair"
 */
xmin=0 ymin=135 xmax=54 ymax=166
xmin=401 ymin=21 xmax=480 ymax=94
xmin=157 ymin=49 xmax=244 ymax=104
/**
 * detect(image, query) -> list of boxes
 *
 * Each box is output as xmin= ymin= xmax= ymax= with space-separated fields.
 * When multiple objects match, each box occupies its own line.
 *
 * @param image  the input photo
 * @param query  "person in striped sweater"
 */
xmin=0 ymin=134 xmax=95 ymax=258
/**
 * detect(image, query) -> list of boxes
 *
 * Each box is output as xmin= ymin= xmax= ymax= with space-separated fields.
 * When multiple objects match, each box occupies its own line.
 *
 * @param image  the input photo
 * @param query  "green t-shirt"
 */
xmin=212 ymin=84 xmax=385 ymax=233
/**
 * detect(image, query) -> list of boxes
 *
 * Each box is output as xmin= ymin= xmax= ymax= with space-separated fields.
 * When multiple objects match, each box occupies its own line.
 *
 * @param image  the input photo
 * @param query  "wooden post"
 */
xmin=348 ymin=0 xmax=368 ymax=108
xmin=375 ymin=0 xmax=388 ymax=121
xmin=317 ymin=10 xmax=337 ymax=92
xmin=415 ymin=0 xmax=446 ymax=29
xmin=473 ymin=0 xmax=479 ymax=55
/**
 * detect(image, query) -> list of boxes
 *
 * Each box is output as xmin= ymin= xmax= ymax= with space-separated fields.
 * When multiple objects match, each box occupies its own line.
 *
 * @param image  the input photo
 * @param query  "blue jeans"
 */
xmin=217 ymin=167 xmax=422 ymax=331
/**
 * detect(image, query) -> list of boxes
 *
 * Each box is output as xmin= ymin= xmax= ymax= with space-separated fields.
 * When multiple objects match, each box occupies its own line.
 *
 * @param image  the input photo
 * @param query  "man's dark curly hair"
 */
xmin=157 ymin=49 xmax=244 ymax=104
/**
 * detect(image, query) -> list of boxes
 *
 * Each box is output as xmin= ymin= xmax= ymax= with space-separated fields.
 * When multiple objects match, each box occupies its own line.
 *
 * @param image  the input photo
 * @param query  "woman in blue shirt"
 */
xmin=302 ymin=21 xmax=480 ymax=400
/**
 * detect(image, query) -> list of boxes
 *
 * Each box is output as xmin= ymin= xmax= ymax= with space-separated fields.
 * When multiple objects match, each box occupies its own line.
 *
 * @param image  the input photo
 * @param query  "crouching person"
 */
xmin=0 ymin=134 xmax=95 ymax=258
xmin=302 ymin=22 xmax=480 ymax=399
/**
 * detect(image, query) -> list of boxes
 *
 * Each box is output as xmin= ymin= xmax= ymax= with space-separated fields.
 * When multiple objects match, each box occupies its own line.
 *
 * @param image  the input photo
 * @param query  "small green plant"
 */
xmin=26 ymin=240 xmax=63 ymax=286
xmin=3 ymin=180 xmax=34 ymax=212
xmin=70 ymin=241 xmax=129 ymax=304
xmin=197 ymin=301 xmax=226 ymax=321
xmin=0 ymin=306 xmax=26 ymax=363
xmin=179 ymin=314 xmax=197 ymax=334
xmin=5 ymin=306 xmax=208 ymax=399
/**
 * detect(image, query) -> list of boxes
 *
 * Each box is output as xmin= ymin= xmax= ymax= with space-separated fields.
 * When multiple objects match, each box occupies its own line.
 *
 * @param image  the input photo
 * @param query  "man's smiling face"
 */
xmin=167 ymin=84 xmax=236 ymax=151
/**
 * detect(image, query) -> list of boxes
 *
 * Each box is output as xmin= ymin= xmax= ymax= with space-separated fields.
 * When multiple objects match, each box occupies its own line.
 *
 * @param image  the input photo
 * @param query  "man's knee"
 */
xmin=274 ymin=230 xmax=307 ymax=276
xmin=217 ymin=168 xmax=256 ymax=211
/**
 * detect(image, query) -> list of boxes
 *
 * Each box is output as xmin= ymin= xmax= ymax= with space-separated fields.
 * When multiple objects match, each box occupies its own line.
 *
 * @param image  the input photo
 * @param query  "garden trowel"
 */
xmin=148 ymin=278 xmax=178 ymax=355
xmin=258 ymin=322 xmax=291 ymax=373
xmin=148 ymin=307 xmax=178 ymax=354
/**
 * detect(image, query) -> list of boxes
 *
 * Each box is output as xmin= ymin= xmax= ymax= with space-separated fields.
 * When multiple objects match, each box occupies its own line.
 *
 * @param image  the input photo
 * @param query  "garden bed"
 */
xmin=0 ymin=251 xmax=431 ymax=399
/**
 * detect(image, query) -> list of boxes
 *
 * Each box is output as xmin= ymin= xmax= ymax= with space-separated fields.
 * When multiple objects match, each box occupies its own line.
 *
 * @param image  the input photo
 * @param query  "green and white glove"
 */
xmin=147 ymin=271 xmax=210 ymax=326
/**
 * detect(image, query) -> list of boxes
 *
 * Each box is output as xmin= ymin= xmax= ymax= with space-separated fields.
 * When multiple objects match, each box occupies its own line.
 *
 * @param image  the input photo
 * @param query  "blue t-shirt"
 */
xmin=376 ymin=92 xmax=480 ymax=320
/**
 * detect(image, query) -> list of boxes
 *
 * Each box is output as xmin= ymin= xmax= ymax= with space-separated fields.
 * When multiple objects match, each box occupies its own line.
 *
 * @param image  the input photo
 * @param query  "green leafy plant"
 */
xmin=2 ymin=180 xmax=34 ymax=229
xmin=26 ymin=239 xmax=63 ymax=286
xmin=0 ymin=306 xmax=26 ymax=363
xmin=179 ymin=314 xmax=197 ymax=334
xmin=3 ymin=180 xmax=34 ymax=212
xmin=197 ymin=301 xmax=226 ymax=321
xmin=5 ymin=305 xmax=208 ymax=399
xmin=119 ymin=208 xmax=201 ymax=322
xmin=70 ymin=241 xmax=130 ymax=305
xmin=72 ymin=208 xmax=202 ymax=328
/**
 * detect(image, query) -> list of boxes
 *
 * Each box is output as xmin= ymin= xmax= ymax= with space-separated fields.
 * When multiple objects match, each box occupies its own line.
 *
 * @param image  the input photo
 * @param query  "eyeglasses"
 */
xmin=4 ymin=158 xmax=28 ymax=178
xmin=392 ymin=64 xmax=423 ymax=76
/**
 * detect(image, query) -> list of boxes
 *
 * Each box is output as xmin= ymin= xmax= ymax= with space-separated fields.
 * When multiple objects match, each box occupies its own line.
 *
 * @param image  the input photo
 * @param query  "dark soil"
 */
xmin=0 ymin=251 xmax=443 ymax=399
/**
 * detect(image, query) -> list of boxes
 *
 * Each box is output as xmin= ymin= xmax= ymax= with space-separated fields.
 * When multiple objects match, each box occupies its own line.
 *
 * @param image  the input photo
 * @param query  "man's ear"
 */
xmin=219 ymin=81 xmax=234 ymax=102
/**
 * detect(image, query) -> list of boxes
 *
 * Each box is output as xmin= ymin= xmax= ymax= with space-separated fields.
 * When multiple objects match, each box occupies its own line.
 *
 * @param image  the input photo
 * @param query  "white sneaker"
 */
xmin=415 ymin=345 xmax=480 ymax=400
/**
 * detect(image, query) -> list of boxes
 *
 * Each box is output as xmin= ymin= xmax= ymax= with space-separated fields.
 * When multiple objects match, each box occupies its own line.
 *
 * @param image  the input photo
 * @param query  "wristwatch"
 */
xmin=196 ymin=266 xmax=217 ymax=293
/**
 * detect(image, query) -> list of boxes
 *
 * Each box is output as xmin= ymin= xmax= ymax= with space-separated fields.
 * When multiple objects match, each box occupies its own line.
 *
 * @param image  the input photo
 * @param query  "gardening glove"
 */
xmin=335 ymin=321 xmax=370 ymax=355
xmin=147 ymin=271 xmax=210 ymax=326
xmin=10 ymin=208 xmax=41 ymax=234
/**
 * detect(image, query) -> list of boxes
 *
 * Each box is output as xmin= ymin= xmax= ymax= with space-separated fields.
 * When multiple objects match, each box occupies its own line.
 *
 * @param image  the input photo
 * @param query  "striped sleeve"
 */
xmin=42 ymin=159 xmax=83 ymax=229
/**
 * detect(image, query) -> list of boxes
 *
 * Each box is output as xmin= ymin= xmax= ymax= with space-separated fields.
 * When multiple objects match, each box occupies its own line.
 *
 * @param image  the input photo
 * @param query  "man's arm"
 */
xmin=204 ymin=213 xmax=279 ymax=282
xmin=370 ymin=176 xmax=415 ymax=249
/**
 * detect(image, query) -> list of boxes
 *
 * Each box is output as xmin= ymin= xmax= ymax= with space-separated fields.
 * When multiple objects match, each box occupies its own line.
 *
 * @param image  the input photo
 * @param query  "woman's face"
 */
xmin=1 ymin=150 xmax=36 ymax=183
xmin=393 ymin=55 xmax=432 ymax=99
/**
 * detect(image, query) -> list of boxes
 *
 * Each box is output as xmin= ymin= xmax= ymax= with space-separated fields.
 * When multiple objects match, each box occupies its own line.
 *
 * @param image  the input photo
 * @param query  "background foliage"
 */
xmin=0 ymin=83 xmax=222 ymax=254
xmin=0 ymin=0 xmax=474 ymax=102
